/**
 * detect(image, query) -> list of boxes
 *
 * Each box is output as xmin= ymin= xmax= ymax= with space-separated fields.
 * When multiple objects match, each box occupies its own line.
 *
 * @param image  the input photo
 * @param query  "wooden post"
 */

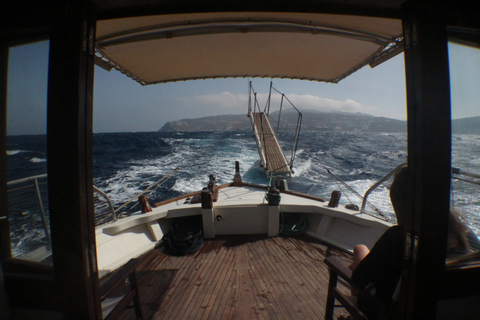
xmin=47 ymin=1 xmax=100 ymax=318
xmin=402 ymin=1 xmax=452 ymax=318
xmin=138 ymin=196 xmax=152 ymax=213
xmin=200 ymin=188 xmax=215 ymax=238
xmin=233 ymin=161 xmax=243 ymax=186
xmin=0 ymin=28 xmax=10 ymax=261
xmin=201 ymin=188 xmax=213 ymax=209
xmin=327 ymin=190 xmax=341 ymax=208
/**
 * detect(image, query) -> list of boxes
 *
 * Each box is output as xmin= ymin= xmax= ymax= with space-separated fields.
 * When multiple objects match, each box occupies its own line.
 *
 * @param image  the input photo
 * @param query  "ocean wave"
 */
xmin=9 ymin=131 xmax=480 ymax=257
xmin=11 ymin=132 xmax=480 ymax=216
xmin=291 ymin=158 xmax=312 ymax=177
xmin=470 ymin=158 xmax=480 ymax=166
xmin=172 ymin=178 xmax=206 ymax=194
xmin=7 ymin=150 xmax=25 ymax=155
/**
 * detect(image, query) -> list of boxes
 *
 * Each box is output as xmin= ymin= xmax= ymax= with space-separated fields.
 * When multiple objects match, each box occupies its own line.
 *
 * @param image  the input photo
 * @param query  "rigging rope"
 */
xmin=320 ymin=163 xmax=388 ymax=219
xmin=114 ymin=167 xmax=179 ymax=213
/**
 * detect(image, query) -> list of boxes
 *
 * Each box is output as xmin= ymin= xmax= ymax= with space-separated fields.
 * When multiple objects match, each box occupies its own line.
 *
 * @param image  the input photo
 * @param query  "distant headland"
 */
xmin=159 ymin=111 xmax=480 ymax=134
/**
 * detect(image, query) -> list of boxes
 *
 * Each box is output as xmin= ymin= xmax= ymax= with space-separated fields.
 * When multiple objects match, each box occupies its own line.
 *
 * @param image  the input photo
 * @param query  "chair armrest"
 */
xmin=324 ymin=256 xmax=352 ymax=281
xmin=100 ymin=258 xmax=140 ymax=300
xmin=324 ymin=256 xmax=370 ymax=320
xmin=324 ymin=255 xmax=388 ymax=320
xmin=324 ymin=256 xmax=384 ymax=300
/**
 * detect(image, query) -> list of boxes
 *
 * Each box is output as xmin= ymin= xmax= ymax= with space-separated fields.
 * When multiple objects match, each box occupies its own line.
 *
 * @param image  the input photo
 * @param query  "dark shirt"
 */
xmin=351 ymin=226 xmax=405 ymax=319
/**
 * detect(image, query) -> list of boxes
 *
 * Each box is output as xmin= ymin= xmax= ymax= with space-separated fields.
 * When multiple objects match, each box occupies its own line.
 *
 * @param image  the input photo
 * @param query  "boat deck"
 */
xmin=116 ymin=235 xmax=352 ymax=320
xmin=251 ymin=112 xmax=291 ymax=176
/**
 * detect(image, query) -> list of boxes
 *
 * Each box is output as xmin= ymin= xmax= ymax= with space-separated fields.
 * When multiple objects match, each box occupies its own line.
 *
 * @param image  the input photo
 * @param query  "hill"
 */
xmin=159 ymin=112 xmax=480 ymax=134
xmin=159 ymin=114 xmax=251 ymax=132
xmin=452 ymin=116 xmax=480 ymax=134
xmin=159 ymin=111 xmax=407 ymax=132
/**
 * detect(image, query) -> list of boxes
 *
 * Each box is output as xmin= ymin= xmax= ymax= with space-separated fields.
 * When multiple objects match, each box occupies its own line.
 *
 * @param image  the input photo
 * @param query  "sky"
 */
xmin=6 ymin=40 xmax=480 ymax=135
xmin=93 ymin=52 xmax=407 ymax=133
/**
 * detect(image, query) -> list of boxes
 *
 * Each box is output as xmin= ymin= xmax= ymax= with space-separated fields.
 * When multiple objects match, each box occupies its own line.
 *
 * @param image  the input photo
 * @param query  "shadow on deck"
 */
xmin=118 ymin=235 xmax=352 ymax=320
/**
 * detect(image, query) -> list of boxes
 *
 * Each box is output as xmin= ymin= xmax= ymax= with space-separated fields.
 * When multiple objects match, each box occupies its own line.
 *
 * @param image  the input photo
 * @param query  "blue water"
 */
xmin=6 ymin=131 xmax=480 ymax=256
xmin=9 ymin=131 xmax=480 ymax=205
xmin=89 ymin=131 xmax=408 ymax=206
xmin=7 ymin=130 xmax=408 ymax=211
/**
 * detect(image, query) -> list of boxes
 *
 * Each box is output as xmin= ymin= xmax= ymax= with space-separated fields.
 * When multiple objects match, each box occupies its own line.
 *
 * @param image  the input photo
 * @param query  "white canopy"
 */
xmin=96 ymin=12 xmax=402 ymax=85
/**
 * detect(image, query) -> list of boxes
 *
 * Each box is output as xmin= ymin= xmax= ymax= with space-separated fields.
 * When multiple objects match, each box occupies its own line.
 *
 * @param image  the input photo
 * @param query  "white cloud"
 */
xmin=190 ymin=91 xmax=247 ymax=110
xmin=286 ymin=94 xmax=375 ymax=114
xmin=185 ymin=91 xmax=383 ymax=116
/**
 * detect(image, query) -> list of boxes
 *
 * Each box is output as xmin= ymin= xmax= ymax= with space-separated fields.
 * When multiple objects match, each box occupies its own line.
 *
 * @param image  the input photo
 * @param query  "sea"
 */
xmin=6 ymin=131 xmax=480 ymax=256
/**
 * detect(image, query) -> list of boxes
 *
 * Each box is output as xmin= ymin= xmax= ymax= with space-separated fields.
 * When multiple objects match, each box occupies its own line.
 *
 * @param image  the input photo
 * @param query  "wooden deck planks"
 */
xmin=251 ymin=239 xmax=306 ymax=319
xmin=119 ymin=235 xmax=352 ymax=320
xmin=259 ymin=238 xmax=325 ymax=318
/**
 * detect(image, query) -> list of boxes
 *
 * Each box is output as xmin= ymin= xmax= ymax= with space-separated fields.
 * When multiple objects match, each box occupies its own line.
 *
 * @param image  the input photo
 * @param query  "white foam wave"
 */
xmin=172 ymin=178 xmax=205 ymax=194
xmin=470 ymin=158 xmax=480 ymax=166
xmin=93 ymin=132 xmax=476 ymax=228
xmin=7 ymin=150 xmax=24 ymax=155
xmin=96 ymin=168 xmax=154 ymax=205
xmin=97 ymin=137 xmax=261 ymax=203
xmin=30 ymin=157 xmax=46 ymax=163
xmin=291 ymin=158 xmax=311 ymax=177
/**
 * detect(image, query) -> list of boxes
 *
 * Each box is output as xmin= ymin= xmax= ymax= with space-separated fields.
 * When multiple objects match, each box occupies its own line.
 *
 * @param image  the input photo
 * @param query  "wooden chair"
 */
xmin=324 ymin=256 xmax=387 ymax=320
xmin=100 ymin=258 xmax=144 ymax=320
